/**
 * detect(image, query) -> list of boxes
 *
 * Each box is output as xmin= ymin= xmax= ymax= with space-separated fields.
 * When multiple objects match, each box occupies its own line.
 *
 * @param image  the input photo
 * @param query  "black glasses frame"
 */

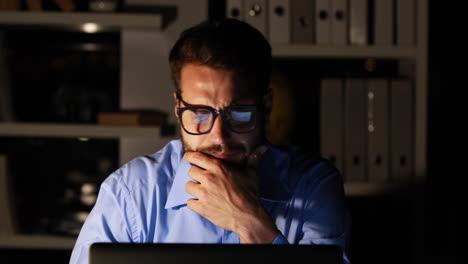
xmin=176 ymin=105 xmax=259 ymax=135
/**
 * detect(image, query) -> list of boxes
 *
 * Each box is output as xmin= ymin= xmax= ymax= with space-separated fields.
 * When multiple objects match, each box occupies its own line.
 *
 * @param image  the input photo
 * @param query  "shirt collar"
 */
xmin=164 ymin=142 xmax=291 ymax=209
xmin=164 ymin=157 xmax=196 ymax=209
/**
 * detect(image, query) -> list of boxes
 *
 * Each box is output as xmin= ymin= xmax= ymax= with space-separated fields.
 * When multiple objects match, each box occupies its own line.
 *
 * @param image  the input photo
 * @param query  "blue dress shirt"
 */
xmin=70 ymin=140 xmax=350 ymax=264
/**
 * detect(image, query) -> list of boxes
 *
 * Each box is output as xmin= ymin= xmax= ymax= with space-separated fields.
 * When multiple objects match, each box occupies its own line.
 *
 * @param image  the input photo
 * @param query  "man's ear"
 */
xmin=263 ymin=88 xmax=273 ymax=119
xmin=173 ymin=92 xmax=179 ymax=118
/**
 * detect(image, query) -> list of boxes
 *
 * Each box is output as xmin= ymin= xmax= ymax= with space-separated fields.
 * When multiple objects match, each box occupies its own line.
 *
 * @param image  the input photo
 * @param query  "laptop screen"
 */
xmin=89 ymin=243 xmax=342 ymax=264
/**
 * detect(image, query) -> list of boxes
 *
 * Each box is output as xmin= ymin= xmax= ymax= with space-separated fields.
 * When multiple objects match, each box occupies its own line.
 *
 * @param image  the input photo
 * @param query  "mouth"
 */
xmin=209 ymin=152 xmax=242 ymax=161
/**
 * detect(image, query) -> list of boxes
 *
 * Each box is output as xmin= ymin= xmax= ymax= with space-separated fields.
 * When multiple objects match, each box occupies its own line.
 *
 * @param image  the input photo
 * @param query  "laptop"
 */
xmin=89 ymin=243 xmax=342 ymax=264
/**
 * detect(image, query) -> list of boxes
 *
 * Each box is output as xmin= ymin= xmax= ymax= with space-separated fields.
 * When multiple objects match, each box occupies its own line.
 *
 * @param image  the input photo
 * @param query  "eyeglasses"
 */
xmin=176 ymin=103 xmax=259 ymax=135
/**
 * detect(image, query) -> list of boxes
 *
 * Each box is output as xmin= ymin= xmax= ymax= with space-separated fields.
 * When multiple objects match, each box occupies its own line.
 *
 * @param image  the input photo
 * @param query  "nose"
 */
xmin=209 ymin=114 xmax=230 ymax=144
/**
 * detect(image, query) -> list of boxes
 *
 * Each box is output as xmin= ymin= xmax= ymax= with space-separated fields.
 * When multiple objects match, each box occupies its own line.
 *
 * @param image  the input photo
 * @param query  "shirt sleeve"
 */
xmin=299 ymin=164 xmax=351 ymax=264
xmin=69 ymin=173 xmax=135 ymax=264
xmin=272 ymin=233 xmax=290 ymax=244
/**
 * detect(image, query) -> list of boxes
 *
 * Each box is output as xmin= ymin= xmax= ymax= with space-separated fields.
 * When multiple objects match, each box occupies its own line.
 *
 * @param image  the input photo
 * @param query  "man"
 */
xmin=70 ymin=19 xmax=350 ymax=263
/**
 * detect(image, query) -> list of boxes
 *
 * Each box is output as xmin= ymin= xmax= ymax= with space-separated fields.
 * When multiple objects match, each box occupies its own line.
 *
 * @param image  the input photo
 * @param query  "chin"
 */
xmin=180 ymin=134 xmax=257 ymax=166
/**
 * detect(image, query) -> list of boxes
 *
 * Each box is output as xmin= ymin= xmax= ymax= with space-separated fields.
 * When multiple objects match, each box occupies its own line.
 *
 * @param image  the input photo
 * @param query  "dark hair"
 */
xmin=169 ymin=19 xmax=272 ymax=99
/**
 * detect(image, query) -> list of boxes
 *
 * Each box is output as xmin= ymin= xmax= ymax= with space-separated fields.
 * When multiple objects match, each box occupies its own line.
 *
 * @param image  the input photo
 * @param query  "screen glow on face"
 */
xmin=178 ymin=104 xmax=258 ymax=135
xmin=193 ymin=110 xmax=212 ymax=123
xmin=230 ymin=110 xmax=252 ymax=122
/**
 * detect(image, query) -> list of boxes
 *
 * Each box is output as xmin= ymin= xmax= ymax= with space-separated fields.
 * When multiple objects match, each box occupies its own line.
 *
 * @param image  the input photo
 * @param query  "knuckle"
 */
xmin=202 ymin=172 xmax=214 ymax=184
xmin=199 ymin=188 xmax=209 ymax=199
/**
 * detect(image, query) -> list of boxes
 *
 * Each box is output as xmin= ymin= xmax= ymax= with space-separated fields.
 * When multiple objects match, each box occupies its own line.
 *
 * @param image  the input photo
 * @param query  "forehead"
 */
xmin=179 ymin=64 xmax=257 ymax=105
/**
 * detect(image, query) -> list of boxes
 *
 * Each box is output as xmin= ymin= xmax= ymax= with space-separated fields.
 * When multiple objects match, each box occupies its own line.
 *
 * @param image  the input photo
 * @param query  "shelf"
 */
xmin=0 ymin=122 xmax=164 ymax=138
xmin=0 ymin=11 xmax=163 ymax=32
xmin=344 ymin=183 xmax=409 ymax=197
xmin=0 ymin=234 xmax=76 ymax=249
xmin=272 ymin=44 xmax=417 ymax=59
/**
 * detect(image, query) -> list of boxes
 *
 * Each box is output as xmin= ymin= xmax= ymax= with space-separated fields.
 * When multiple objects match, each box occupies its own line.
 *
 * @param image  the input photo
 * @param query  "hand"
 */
xmin=184 ymin=145 xmax=279 ymax=243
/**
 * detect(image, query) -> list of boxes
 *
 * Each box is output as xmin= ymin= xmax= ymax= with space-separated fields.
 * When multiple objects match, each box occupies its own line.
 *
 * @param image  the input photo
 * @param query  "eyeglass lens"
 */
xmin=180 ymin=106 xmax=256 ymax=134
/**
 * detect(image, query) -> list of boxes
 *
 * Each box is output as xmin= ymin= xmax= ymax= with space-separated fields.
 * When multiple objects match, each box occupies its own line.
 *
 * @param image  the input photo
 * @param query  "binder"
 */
xmin=291 ymin=0 xmax=314 ymax=44
xmin=344 ymin=79 xmax=367 ymax=182
xmin=244 ymin=0 xmax=268 ymax=38
xmin=320 ymin=79 xmax=344 ymax=173
xmin=0 ymin=155 xmax=17 ymax=236
xmin=268 ymin=0 xmax=291 ymax=44
xmin=227 ymin=0 xmax=244 ymax=21
xmin=331 ymin=0 xmax=348 ymax=45
xmin=367 ymin=79 xmax=390 ymax=182
xmin=349 ymin=0 xmax=368 ymax=46
xmin=396 ymin=0 xmax=415 ymax=46
xmin=315 ymin=0 xmax=331 ymax=45
xmin=390 ymin=79 xmax=413 ymax=182
xmin=374 ymin=0 xmax=394 ymax=46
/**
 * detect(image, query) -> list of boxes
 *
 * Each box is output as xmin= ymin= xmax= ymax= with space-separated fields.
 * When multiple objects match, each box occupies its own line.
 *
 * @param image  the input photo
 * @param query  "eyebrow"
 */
xmin=177 ymin=95 xmax=253 ymax=109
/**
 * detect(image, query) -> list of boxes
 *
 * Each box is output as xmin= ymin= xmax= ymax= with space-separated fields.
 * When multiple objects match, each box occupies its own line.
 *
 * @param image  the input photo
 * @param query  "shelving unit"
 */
xmin=272 ymin=45 xmax=418 ymax=59
xmin=0 ymin=8 xmax=177 ymax=251
xmin=0 ymin=235 xmax=76 ymax=250
xmin=344 ymin=182 xmax=409 ymax=197
xmin=270 ymin=0 xmax=428 ymax=199
xmin=0 ymin=123 xmax=162 ymax=138
xmin=0 ymin=11 xmax=163 ymax=31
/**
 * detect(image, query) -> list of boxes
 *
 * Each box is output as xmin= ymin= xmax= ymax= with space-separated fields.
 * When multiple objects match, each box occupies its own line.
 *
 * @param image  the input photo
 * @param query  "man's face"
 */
xmin=174 ymin=63 xmax=265 ymax=166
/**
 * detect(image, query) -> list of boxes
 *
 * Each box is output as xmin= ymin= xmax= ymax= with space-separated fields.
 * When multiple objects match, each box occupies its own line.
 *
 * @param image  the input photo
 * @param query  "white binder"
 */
xmin=331 ymin=0 xmax=348 ymax=46
xmin=227 ymin=0 xmax=244 ymax=21
xmin=390 ymin=79 xmax=413 ymax=182
xmin=344 ymin=79 xmax=367 ymax=182
xmin=367 ymin=79 xmax=390 ymax=182
xmin=291 ymin=0 xmax=314 ymax=44
xmin=0 ymin=155 xmax=17 ymax=236
xmin=396 ymin=0 xmax=415 ymax=46
xmin=268 ymin=0 xmax=290 ymax=44
xmin=349 ymin=0 xmax=368 ymax=46
xmin=320 ymin=78 xmax=344 ymax=173
xmin=315 ymin=0 xmax=331 ymax=45
xmin=245 ymin=0 xmax=268 ymax=38
xmin=374 ymin=0 xmax=394 ymax=46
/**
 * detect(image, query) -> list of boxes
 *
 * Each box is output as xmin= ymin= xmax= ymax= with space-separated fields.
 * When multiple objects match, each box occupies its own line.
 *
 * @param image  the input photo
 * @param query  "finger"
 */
xmin=184 ymin=151 xmax=220 ymax=171
xmin=187 ymin=198 xmax=204 ymax=215
xmin=185 ymin=180 xmax=203 ymax=198
xmin=247 ymin=144 xmax=268 ymax=169
xmin=188 ymin=164 xmax=205 ymax=183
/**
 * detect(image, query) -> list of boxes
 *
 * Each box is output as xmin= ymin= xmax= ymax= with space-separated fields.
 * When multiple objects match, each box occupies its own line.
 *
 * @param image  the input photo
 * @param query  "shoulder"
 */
xmin=102 ymin=139 xmax=184 ymax=196
xmin=269 ymin=144 xmax=338 ymax=176
xmin=270 ymin=144 xmax=343 ymax=194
